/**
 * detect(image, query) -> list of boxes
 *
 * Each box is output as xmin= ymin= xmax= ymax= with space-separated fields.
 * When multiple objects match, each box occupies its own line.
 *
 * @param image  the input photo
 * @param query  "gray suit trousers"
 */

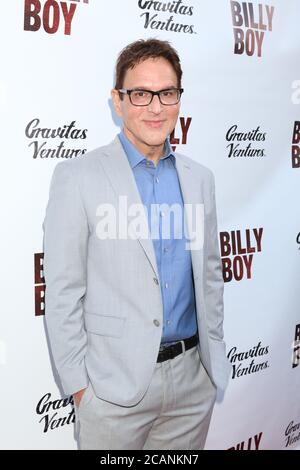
xmin=74 ymin=344 xmax=217 ymax=450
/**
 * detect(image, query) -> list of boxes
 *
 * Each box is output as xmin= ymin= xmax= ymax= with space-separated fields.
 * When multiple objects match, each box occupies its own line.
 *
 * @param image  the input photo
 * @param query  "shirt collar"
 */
xmin=118 ymin=129 xmax=175 ymax=169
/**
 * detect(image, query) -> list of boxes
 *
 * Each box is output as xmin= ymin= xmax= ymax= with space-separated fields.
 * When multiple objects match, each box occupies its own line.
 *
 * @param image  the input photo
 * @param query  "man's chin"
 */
xmin=143 ymin=133 xmax=168 ymax=148
xmin=145 ymin=140 xmax=166 ymax=148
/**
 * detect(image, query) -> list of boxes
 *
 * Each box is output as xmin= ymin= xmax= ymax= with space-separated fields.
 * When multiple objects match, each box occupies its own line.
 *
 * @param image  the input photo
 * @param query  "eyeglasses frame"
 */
xmin=117 ymin=87 xmax=184 ymax=106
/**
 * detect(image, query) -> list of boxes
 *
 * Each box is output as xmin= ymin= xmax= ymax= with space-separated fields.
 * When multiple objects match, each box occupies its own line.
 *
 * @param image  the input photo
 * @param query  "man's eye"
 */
xmin=133 ymin=91 xmax=147 ymax=97
xmin=162 ymin=90 xmax=175 ymax=96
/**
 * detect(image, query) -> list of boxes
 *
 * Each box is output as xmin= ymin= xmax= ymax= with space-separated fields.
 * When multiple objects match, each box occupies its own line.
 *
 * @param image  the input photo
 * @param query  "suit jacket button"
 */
xmin=153 ymin=319 xmax=160 ymax=327
xmin=153 ymin=277 xmax=159 ymax=285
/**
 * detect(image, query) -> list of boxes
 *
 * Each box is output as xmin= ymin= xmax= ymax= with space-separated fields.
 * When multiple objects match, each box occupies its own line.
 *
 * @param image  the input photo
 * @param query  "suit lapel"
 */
xmin=174 ymin=155 xmax=204 ymax=282
xmin=99 ymin=136 xmax=160 ymax=280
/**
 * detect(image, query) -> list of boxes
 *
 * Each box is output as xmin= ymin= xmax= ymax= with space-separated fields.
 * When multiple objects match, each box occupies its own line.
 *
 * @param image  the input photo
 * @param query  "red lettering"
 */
xmin=24 ymin=0 xmax=41 ymax=32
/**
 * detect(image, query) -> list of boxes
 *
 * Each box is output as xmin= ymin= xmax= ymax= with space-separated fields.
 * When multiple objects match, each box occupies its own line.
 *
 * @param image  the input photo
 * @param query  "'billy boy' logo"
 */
xmin=24 ymin=0 xmax=89 ymax=36
xmin=292 ymin=121 xmax=300 ymax=168
xmin=35 ymin=253 xmax=45 ymax=316
xmin=228 ymin=432 xmax=263 ymax=450
xmin=230 ymin=1 xmax=274 ymax=57
xmin=170 ymin=117 xmax=192 ymax=152
xmin=220 ymin=228 xmax=263 ymax=282
xmin=292 ymin=324 xmax=300 ymax=368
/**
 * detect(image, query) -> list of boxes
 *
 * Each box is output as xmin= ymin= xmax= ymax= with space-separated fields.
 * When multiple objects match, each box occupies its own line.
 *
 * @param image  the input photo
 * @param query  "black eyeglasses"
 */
xmin=118 ymin=88 xmax=184 ymax=106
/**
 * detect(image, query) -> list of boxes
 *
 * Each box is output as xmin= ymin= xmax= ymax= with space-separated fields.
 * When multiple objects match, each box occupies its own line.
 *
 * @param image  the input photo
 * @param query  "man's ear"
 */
xmin=111 ymin=89 xmax=123 ymax=118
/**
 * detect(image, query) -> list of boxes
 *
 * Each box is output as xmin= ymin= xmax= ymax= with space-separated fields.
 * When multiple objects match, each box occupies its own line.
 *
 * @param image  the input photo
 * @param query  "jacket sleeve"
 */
xmin=42 ymin=160 xmax=89 ymax=396
xmin=205 ymin=171 xmax=225 ymax=342
xmin=204 ymin=170 xmax=231 ymax=389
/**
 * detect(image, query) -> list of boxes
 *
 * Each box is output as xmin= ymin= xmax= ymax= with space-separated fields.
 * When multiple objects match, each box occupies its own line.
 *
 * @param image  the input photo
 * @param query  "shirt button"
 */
xmin=165 ymin=282 xmax=169 ymax=288
xmin=153 ymin=319 xmax=160 ymax=327
xmin=153 ymin=277 xmax=159 ymax=285
xmin=167 ymin=320 xmax=171 ymax=325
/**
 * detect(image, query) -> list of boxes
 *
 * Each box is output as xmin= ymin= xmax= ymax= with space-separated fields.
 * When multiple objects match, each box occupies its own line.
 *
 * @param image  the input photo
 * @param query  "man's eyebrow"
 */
xmin=130 ymin=86 xmax=178 ymax=90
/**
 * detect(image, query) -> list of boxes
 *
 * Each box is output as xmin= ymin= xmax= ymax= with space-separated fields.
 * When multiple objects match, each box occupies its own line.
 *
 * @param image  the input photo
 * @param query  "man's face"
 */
xmin=111 ymin=57 xmax=180 ymax=155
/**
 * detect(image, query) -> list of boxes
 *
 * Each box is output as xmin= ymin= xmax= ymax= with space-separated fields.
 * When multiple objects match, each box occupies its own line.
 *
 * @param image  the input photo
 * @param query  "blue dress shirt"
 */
xmin=118 ymin=130 xmax=198 ymax=345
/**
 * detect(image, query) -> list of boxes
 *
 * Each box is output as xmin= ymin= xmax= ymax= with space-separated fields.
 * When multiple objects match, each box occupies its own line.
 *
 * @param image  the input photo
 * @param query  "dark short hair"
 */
xmin=114 ymin=38 xmax=182 ymax=94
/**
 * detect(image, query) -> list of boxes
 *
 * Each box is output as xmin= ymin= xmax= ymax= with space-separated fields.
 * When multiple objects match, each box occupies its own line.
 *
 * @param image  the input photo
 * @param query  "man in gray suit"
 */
xmin=43 ymin=38 xmax=231 ymax=450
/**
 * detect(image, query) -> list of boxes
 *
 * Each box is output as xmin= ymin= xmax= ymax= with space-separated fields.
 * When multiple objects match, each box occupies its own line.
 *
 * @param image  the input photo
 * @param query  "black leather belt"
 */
xmin=157 ymin=334 xmax=199 ymax=363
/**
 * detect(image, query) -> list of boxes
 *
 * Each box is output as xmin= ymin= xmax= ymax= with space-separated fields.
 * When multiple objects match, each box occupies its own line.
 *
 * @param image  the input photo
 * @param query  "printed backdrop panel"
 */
xmin=0 ymin=0 xmax=299 ymax=450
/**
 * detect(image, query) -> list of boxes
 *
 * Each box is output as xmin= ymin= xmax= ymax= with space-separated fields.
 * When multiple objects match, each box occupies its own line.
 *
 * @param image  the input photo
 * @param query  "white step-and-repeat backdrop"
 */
xmin=1 ymin=0 xmax=299 ymax=450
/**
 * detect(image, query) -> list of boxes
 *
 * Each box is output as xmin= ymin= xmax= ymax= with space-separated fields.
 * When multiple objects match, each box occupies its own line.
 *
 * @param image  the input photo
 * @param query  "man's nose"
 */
xmin=148 ymin=94 xmax=163 ymax=113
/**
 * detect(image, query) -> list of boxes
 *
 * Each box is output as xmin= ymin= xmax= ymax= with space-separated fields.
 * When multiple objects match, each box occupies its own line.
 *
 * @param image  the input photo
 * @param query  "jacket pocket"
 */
xmin=84 ymin=312 xmax=126 ymax=338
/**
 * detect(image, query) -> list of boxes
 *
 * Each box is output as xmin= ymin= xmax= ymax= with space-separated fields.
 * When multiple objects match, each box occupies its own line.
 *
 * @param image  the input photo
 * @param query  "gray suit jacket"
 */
xmin=43 ymin=136 xmax=231 ymax=406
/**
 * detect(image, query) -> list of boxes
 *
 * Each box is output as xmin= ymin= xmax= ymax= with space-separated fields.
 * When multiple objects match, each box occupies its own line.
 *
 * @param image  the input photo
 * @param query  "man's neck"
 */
xmin=143 ymin=145 xmax=165 ymax=167
xmin=123 ymin=128 xmax=165 ymax=167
